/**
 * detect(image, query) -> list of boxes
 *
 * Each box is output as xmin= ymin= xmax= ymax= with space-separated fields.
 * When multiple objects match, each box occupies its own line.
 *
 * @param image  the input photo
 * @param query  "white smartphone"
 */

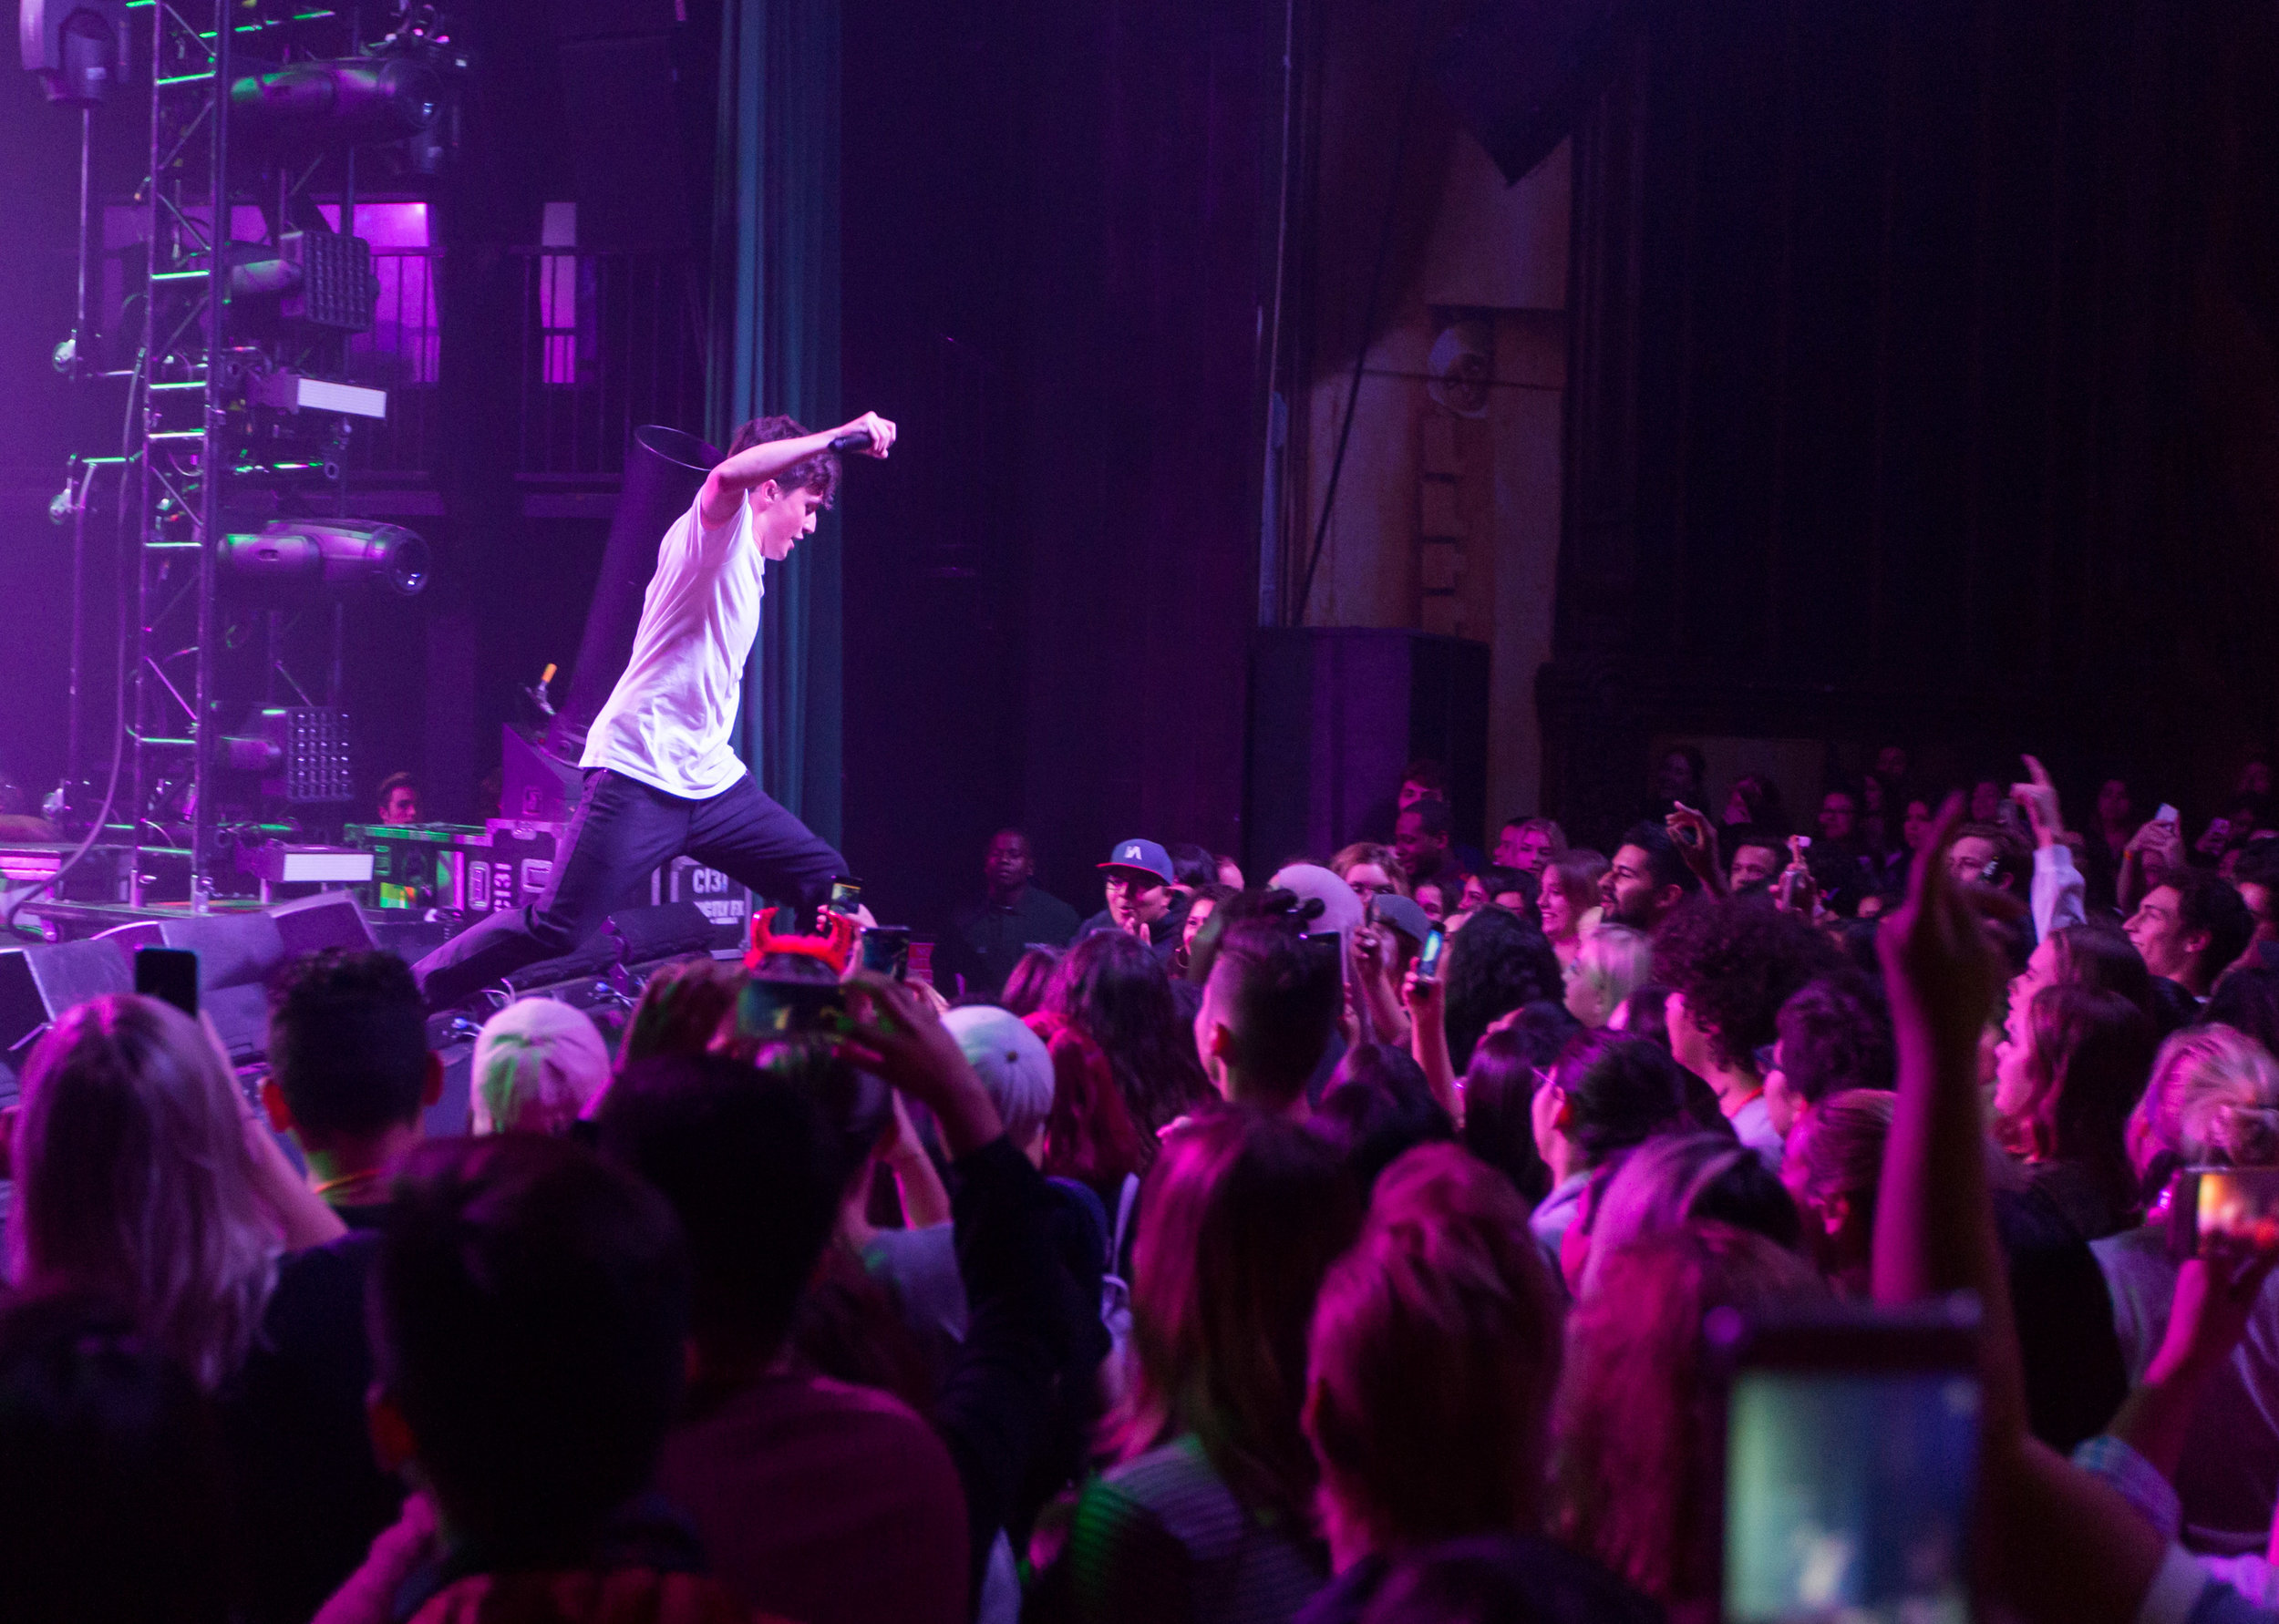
xmin=2155 ymin=803 xmax=2181 ymax=827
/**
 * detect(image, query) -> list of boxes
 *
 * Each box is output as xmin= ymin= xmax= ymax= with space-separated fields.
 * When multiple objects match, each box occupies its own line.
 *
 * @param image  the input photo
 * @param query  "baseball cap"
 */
xmin=1367 ymin=892 xmax=1433 ymax=949
xmin=942 ymin=1005 xmax=1055 ymax=1146
xmin=1098 ymin=838 xmax=1175 ymax=886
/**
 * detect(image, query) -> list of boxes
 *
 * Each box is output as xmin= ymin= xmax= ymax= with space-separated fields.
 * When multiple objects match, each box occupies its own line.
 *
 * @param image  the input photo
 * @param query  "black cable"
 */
xmin=1292 ymin=3 xmax=1432 ymax=626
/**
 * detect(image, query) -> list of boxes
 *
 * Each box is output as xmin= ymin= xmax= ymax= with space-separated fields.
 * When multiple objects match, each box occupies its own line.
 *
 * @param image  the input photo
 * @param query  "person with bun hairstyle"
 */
xmin=1526 ymin=1030 xmax=1695 ymax=1266
xmin=2094 ymin=1023 xmax=2279 ymax=1554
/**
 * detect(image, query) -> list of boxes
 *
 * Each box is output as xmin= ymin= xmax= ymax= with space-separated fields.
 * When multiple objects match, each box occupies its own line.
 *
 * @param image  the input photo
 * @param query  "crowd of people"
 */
xmin=17 ymin=744 xmax=2279 ymax=1624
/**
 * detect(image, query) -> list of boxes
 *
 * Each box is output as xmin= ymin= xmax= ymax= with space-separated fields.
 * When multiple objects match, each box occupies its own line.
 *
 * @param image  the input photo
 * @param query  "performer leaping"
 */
xmin=412 ymin=412 xmax=895 ymax=1010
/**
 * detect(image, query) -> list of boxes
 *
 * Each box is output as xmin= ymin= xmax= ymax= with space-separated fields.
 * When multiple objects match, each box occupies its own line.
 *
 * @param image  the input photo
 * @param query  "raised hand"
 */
xmin=837 ymin=411 xmax=896 ymax=457
xmin=2009 ymin=754 xmax=2065 ymax=850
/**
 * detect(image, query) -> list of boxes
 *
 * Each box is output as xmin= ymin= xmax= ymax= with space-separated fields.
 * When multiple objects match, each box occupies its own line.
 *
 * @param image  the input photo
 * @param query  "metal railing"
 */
xmin=345 ymin=247 xmax=708 ymax=479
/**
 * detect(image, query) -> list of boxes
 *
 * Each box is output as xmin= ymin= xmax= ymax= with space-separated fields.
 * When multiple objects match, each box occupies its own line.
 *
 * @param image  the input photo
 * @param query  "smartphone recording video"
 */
xmin=1416 ymin=928 xmax=1446 ymax=979
xmin=135 ymin=947 xmax=201 ymax=1021
xmin=2169 ymin=1167 xmax=2279 ymax=1261
xmin=1712 ymin=1300 xmax=1980 ymax=1624
xmin=860 ymin=926 xmax=912 ymax=981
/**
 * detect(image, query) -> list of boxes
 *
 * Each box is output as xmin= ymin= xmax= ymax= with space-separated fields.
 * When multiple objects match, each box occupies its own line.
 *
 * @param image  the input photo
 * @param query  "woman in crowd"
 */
xmin=1047 ymin=1112 xmax=1363 ymax=1623
xmin=1779 ymin=1087 xmax=1895 ymax=1299
xmin=1552 ymin=1224 xmax=1824 ymax=1609
xmin=1458 ymin=1029 xmax=1557 ymax=1205
xmin=1525 ymin=1029 xmax=1694 ymax=1263
xmin=4 ymin=994 xmax=338 ymax=1391
xmin=1993 ymin=982 xmax=2160 ymax=1240
xmin=1535 ymin=851 xmax=1607 ymax=970
xmin=1562 ymin=924 xmax=1651 ymax=1030
xmin=1042 ymin=931 xmax=1215 ymax=1142
xmin=1296 ymin=1146 xmax=1653 ymax=1624
xmin=2010 ymin=922 xmax=2158 ymax=1026
xmin=1330 ymin=843 xmax=1408 ymax=904
xmin=2095 ymin=1023 xmax=2279 ymax=1554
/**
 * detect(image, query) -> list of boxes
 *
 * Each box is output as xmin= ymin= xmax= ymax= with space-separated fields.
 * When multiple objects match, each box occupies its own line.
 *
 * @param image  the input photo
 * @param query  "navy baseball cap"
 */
xmin=1098 ymin=838 xmax=1175 ymax=886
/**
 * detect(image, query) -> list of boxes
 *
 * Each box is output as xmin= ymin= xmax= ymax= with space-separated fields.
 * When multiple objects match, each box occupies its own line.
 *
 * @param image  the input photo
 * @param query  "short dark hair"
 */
xmin=2166 ymin=869 xmax=2254 ymax=981
xmin=1400 ymin=798 xmax=1453 ymax=841
xmin=375 ymin=1136 xmax=689 ymax=1557
xmin=1774 ymin=972 xmax=1893 ymax=1105
xmin=1655 ymin=898 xmax=1841 ymax=1072
xmin=597 ymin=1049 xmax=861 ymax=1360
xmin=1167 ymin=842 xmax=1219 ymax=890
xmin=724 ymin=414 xmax=840 ymax=505
xmin=1205 ymin=920 xmax=1343 ymax=1107
xmin=1547 ymin=1029 xmax=1694 ymax=1167
xmin=266 ymin=950 xmax=429 ymax=1137
xmin=376 ymin=770 xmax=418 ymax=808
xmin=1617 ymin=822 xmax=1702 ymax=897
xmin=1401 ymin=758 xmax=1449 ymax=792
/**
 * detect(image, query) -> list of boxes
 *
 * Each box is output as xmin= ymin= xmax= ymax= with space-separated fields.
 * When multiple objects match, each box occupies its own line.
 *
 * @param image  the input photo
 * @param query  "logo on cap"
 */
xmin=1121 ymin=845 xmax=1142 ymax=861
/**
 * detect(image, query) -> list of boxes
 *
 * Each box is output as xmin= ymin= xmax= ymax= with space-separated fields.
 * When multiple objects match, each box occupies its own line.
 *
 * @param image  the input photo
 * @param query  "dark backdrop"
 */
xmin=840 ymin=0 xmax=1281 ymax=935
xmin=1544 ymin=0 xmax=2279 ymax=848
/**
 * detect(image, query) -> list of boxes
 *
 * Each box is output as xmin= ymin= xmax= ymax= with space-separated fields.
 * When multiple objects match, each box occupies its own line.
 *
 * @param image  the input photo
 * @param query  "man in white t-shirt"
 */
xmin=411 ymin=411 xmax=894 ymax=1009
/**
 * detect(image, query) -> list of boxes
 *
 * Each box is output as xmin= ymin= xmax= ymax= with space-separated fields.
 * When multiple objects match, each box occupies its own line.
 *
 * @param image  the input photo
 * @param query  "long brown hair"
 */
xmin=1552 ymin=1224 xmax=1822 ymax=1607
xmin=9 ymin=996 xmax=276 ymax=1392
xmin=1304 ymin=1145 xmax=1564 ymax=1556
xmin=1105 ymin=1112 xmax=1363 ymax=1525
xmin=2000 ymin=984 xmax=2155 ymax=1213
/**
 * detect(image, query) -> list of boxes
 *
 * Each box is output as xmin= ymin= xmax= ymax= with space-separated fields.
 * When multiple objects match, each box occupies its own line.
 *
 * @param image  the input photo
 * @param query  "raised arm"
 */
xmin=697 ymin=410 xmax=895 ymax=528
xmin=1875 ymin=800 xmax=2171 ymax=1624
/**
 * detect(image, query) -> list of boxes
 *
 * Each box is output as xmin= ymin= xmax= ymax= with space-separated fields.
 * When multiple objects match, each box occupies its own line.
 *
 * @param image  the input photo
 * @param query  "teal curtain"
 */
xmin=709 ymin=0 xmax=842 ymax=844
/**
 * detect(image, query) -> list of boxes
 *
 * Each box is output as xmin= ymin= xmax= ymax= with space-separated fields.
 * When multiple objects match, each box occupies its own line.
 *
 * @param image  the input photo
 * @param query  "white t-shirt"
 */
xmin=581 ymin=493 xmax=764 ymax=798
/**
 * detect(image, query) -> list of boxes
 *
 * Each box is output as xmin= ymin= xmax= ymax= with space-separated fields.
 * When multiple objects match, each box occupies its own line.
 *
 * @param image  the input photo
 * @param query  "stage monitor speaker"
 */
xmin=1246 ymin=629 xmax=1490 ymax=879
xmin=268 ymin=889 xmax=379 ymax=959
xmin=1432 ymin=0 xmax=1637 ymax=184
xmin=0 ymin=939 xmax=134 ymax=1055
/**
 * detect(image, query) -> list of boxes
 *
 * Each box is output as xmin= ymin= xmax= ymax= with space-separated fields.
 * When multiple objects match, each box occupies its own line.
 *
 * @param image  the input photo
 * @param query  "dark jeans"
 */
xmin=411 ymin=768 xmax=844 ymax=1008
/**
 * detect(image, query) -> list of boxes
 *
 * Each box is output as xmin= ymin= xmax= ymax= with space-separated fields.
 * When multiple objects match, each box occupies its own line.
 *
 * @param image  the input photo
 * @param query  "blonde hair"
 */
xmin=2132 ymin=1024 xmax=2279 ymax=1170
xmin=9 ymin=995 xmax=276 ymax=1391
xmin=1569 ymin=924 xmax=1652 ymax=1023
xmin=1330 ymin=842 xmax=1409 ymax=897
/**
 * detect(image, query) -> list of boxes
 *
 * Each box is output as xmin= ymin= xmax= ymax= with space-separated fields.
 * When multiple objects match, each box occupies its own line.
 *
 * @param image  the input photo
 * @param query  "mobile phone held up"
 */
xmin=1709 ymin=1297 xmax=1981 ymax=1624
xmin=2168 ymin=1167 xmax=2279 ymax=1261
xmin=1416 ymin=928 xmax=1446 ymax=980
xmin=135 ymin=947 xmax=200 ymax=1021
xmin=860 ymin=926 xmax=912 ymax=981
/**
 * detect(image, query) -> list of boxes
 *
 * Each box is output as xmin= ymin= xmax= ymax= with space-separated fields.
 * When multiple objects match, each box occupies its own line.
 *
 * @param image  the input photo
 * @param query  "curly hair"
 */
xmin=1442 ymin=907 xmax=1564 ymax=1069
xmin=1653 ymin=898 xmax=1841 ymax=1072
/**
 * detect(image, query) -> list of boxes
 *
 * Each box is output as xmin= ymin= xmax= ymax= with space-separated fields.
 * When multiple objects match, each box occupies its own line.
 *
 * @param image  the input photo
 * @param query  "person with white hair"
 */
xmin=2094 ymin=1023 xmax=2279 ymax=1554
xmin=469 ymin=998 xmax=613 ymax=1136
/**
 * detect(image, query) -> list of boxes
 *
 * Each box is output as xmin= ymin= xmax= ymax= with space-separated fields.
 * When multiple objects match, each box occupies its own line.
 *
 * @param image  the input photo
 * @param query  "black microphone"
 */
xmin=828 ymin=428 xmax=873 ymax=454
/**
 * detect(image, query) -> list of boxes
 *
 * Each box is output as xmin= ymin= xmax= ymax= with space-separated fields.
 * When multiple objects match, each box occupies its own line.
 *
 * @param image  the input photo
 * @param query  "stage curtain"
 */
xmin=707 ymin=0 xmax=842 ymax=845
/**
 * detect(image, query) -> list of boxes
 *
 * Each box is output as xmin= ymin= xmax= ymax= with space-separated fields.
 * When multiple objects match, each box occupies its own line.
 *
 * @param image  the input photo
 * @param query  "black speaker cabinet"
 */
xmin=1246 ymin=629 xmax=1491 ymax=877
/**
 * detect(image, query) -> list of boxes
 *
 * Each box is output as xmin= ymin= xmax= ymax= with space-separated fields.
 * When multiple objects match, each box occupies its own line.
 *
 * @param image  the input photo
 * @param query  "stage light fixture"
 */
xmin=19 ymin=0 xmax=129 ymax=105
xmin=218 ymin=519 xmax=430 ymax=598
xmin=229 ymin=56 xmax=442 ymax=148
